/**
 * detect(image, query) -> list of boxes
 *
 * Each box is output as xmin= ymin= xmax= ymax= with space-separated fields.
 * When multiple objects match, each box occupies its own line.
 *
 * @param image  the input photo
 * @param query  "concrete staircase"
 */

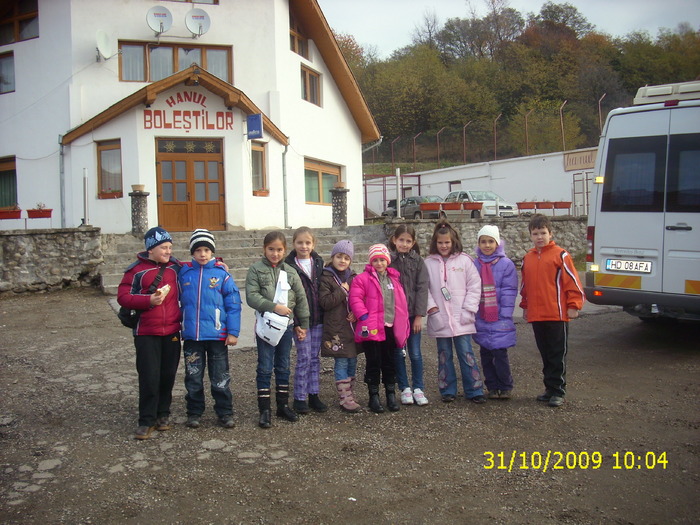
xmin=100 ymin=226 xmax=384 ymax=295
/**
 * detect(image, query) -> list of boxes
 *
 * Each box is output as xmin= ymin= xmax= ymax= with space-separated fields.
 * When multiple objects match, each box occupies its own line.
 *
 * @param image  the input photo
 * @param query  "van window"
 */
xmin=667 ymin=133 xmax=700 ymax=212
xmin=601 ymin=136 xmax=666 ymax=212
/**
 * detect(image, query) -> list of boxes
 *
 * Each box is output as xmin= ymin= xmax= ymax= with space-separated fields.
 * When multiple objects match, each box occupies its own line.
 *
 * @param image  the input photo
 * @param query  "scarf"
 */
xmin=476 ymin=244 xmax=505 ymax=323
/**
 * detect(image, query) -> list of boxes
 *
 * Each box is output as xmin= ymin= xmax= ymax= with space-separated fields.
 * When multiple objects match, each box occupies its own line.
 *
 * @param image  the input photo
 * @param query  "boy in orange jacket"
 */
xmin=519 ymin=214 xmax=584 ymax=407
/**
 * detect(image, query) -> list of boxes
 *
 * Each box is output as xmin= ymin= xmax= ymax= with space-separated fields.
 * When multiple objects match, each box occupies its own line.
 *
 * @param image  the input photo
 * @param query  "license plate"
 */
xmin=605 ymin=259 xmax=652 ymax=273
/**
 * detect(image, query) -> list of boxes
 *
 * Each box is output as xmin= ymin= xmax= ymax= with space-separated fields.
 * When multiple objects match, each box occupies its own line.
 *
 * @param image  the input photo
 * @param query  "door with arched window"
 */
xmin=156 ymin=138 xmax=225 ymax=231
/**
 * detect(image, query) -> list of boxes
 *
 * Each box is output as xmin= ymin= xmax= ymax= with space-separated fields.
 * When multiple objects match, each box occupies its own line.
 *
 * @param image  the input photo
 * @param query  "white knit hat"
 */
xmin=477 ymin=224 xmax=501 ymax=246
xmin=190 ymin=229 xmax=216 ymax=254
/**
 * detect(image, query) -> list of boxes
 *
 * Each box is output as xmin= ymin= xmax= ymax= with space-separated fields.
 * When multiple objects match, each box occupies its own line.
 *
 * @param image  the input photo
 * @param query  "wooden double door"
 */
xmin=156 ymin=138 xmax=225 ymax=232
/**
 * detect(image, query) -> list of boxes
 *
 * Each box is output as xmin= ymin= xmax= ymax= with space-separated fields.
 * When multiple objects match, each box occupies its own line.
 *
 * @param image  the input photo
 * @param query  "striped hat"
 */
xmin=190 ymin=229 xmax=216 ymax=254
xmin=368 ymin=243 xmax=391 ymax=264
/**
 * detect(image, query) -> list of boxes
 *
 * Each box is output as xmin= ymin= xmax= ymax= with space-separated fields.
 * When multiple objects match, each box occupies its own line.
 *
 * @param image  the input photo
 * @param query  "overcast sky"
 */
xmin=317 ymin=0 xmax=700 ymax=58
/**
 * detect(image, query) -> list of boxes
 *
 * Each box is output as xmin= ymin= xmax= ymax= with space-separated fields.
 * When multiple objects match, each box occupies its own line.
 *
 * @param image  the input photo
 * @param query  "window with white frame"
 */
xmin=97 ymin=140 xmax=123 ymax=198
xmin=304 ymin=159 xmax=339 ymax=204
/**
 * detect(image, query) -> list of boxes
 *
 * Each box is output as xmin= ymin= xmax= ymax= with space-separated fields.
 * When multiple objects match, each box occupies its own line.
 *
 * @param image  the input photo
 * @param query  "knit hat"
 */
xmin=144 ymin=226 xmax=173 ymax=251
xmin=331 ymin=240 xmax=354 ymax=260
xmin=477 ymin=224 xmax=501 ymax=246
xmin=368 ymin=243 xmax=391 ymax=264
xmin=190 ymin=228 xmax=216 ymax=254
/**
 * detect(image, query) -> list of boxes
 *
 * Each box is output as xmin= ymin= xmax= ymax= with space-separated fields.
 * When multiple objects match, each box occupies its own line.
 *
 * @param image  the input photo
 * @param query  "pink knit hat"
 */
xmin=368 ymin=243 xmax=391 ymax=264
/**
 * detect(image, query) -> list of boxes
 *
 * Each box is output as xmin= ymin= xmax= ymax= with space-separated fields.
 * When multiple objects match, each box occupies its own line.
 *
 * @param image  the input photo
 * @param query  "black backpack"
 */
xmin=118 ymin=265 xmax=167 ymax=328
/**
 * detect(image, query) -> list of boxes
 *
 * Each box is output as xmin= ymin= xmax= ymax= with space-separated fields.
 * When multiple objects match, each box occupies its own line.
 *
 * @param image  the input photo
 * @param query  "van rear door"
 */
xmin=595 ymin=110 xmax=669 ymax=294
xmin=663 ymin=107 xmax=700 ymax=295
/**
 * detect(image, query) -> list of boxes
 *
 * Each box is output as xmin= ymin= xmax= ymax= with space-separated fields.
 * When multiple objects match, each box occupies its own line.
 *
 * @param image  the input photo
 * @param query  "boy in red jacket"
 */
xmin=519 ymin=215 xmax=584 ymax=407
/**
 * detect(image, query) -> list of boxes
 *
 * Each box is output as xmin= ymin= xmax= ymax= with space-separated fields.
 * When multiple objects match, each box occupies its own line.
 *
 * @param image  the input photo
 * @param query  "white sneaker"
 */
xmin=413 ymin=388 xmax=429 ymax=406
xmin=400 ymin=387 xmax=414 ymax=405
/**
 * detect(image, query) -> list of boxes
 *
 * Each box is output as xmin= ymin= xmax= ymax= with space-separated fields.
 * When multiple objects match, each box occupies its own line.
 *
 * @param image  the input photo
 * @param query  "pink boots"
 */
xmin=336 ymin=378 xmax=361 ymax=412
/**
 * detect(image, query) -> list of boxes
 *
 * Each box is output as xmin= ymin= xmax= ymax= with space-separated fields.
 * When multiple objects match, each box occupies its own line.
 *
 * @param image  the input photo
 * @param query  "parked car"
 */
xmin=442 ymin=190 xmax=517 ymax=218
xmin=382 ymin=195 xmax=444 ymax=219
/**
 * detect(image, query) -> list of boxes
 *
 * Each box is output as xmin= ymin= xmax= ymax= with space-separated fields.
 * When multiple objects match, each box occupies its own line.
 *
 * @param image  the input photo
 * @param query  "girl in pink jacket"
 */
xmin=349 ymin=244 xmax=410 ymax=413
xmin=425 ymin=222 xmax=486 ymax=403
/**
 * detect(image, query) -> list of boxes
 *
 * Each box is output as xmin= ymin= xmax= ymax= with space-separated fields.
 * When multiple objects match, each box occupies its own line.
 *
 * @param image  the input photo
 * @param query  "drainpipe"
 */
xmin=58 ymin=135 xmax=66 ymax=228
xmin=282 ymin=141 xmax=289 ymax=229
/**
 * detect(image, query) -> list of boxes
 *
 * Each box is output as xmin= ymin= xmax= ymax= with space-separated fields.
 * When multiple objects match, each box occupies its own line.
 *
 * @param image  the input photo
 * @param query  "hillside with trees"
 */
xmin=332 ymin=1 xmax=700 ymax=174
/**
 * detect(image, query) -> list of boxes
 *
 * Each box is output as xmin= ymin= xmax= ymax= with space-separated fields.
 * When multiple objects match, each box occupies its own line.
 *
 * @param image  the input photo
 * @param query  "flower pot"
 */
xmin=441 ymin=202 xmax=462 ymax=211
xmin=0 ymin=209 xmax=21 ymax=219
xmin=553 ymin=201 xmax=572 ymax=209
xmin=517 ymin=202 xmax=536 ymax=210
xmin=252 ymin=189 xmax=269 ymax=197
xmin=131 ymin=184 xmax=145 ymax=192
xmin=419 ymin=202 xmax=441 ymax=211
xmin=463 ymin=202 xmax=483 ymax=211
xmin=536 ymin=201 xmax=554 ymax=209
xmin=27 ymin=209 xmax=52 ymax=219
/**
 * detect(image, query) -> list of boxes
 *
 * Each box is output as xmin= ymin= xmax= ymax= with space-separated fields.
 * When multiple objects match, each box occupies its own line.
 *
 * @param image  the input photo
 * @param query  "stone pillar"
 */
xmin=129 ymin=190 xmax=150 ymax=235
xmin=330 ymin=186 xmax=350 ymax=229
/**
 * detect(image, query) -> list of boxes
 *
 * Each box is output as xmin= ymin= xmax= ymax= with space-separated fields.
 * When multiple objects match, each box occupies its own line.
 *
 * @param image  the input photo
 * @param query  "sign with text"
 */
xmin=247 ymin=113 xmax=263 ymax=140
xmin=564 ymin=149 xmax=597 ymax=171
xmin=142 ymin=90 xmax=233 ymax=131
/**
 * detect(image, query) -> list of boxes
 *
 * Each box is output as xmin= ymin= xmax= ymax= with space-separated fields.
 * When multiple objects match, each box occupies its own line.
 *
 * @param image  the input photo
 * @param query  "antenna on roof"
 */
xmin=146 ymin=5 xmax=173 ymax=36
xmin=96 ymin=30 xmax=118 ymax=62
xmin=185 ymin=8 xmax=211 ymax=38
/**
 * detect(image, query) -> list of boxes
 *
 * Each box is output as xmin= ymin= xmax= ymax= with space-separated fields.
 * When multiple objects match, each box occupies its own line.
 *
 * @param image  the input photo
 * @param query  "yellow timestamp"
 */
xmin=483 ymin=451 xmax=668 ymax=472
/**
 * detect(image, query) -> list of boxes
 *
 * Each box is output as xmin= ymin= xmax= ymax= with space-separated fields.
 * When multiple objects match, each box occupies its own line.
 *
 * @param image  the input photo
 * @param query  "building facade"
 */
xmin=0 ymin=0 xmax=379 ymax=233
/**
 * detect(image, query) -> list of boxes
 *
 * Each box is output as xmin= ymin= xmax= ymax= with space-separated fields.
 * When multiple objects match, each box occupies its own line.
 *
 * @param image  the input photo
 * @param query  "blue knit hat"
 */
xmin=144 ymin=226 xmax=172 ymax=250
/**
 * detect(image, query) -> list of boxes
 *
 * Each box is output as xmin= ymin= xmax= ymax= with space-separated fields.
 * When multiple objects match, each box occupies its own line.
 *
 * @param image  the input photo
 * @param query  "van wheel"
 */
xmin=471 ymin=210 xmax=481 ymax=219
xmin=413 ymin=212 xmax=422 ymax=219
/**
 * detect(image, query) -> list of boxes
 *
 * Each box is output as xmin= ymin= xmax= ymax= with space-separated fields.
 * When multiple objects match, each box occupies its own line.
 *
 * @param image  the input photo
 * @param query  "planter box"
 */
xmin=0 ymin=209 xmax=21 ymax=219
xmin=553 ymin=201 xmax=572 ymax=209
xmin=27 ymin=209 xmax=53 ymax=218
xmin=517 ymin=202 xmax=536 ymax=210
xmin=252 ymin=189 xmax=269 ymax=197
xmin=463 ymin=202 xmax=483 ymax=211
xmin=419 ymin=202 xmax=441 ymax=211
xmin=535 ymin=201 xmax=554 ymax=209
xmin=441 ymin=202 xmax=462 ymax=211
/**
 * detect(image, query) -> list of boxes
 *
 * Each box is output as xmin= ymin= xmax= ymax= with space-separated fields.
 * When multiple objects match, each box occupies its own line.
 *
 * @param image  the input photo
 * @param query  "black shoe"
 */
xmin=186 ymin=416 xmax=201 ymax=428
xmin=155 ymin=417 xmax=171 ymax=431
xmin=385 ymin=386 xmax=400 ymax=412
xmin=276 ymin=405 xmax=298 ymax=422
xmin=219 ymin=416 xmax=235 ymax=428
xmin=308 ymin=394 xmax=328 ymax=413
xmin=368 ymin=384 xmax=385 ymax=413
xmin=470 ymin=395 xmax=487 ymax=404
xmin=536 ymin=391 xmax=553 ymax=402
xmin=293 ymin=399 xmax=310 ymax=414
xmin=548 ymin=395 xmax=565 ymax=407
xmin=441 ymin=394 xmax=456 ymax=403
xmin=258 ymin=409 xmax=271 ymax=429
xmin=499 ymin=390 xmax=512 ymax=400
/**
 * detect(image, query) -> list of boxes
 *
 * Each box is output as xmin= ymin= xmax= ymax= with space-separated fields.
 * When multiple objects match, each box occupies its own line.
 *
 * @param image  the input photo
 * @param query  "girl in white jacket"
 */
xmin=425 ymin=222 xmax=486 ymax=403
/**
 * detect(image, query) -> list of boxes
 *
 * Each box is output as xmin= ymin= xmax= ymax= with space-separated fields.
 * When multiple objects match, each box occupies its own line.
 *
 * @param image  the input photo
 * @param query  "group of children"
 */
xmin=120 ymin=214 xmax=584 ymax=438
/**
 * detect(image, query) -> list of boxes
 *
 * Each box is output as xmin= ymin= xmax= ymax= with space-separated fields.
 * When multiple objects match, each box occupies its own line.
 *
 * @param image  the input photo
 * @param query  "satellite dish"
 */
xmin=185 ymin=8 xmax=211 ymax=38
xmin=146 ymin=5 xmax=173 ymax=35
xmin=96 ymin=30 xmax=117 ymax=61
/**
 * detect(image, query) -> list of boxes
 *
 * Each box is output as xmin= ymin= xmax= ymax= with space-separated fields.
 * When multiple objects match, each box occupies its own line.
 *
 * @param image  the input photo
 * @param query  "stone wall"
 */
xmin=0 ymin=228 xmax=103 ymax=293
xmin=379 ymin=216 xmax=587 ymax=265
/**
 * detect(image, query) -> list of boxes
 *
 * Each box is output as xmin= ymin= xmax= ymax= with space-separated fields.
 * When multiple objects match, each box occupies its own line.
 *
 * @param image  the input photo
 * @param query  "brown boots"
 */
xmin=336 ymin=378 xmax=361 ymax=412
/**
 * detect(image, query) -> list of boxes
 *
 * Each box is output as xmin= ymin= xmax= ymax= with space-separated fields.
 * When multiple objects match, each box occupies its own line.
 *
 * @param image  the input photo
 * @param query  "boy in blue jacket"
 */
xmin=179 ymin=229 xmax=242 ymax=429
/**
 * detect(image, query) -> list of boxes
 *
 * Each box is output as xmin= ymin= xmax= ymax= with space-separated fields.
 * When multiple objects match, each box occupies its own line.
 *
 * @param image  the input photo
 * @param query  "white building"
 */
xmin=0 ymin=0 xmax=380 ymax=233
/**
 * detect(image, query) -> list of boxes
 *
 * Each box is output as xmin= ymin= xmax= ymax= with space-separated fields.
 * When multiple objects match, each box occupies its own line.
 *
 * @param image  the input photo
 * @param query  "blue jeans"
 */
xmin=333 ymin=357 xmax=358 ymax=381
xmin=436 ymin=335 xmax=484 ymax=398
xmin=394 ymin=325 xmax=424 ymax=391
xmin=183 ymin=339 xmax=233 ymax=417
xmin=256 ymin=325 xmax=293 ymax=390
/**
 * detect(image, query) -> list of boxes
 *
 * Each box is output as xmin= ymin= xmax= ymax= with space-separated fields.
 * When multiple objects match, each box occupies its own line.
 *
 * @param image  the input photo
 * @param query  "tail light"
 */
xmin=586 ymin=226 xmax=594 ymax=262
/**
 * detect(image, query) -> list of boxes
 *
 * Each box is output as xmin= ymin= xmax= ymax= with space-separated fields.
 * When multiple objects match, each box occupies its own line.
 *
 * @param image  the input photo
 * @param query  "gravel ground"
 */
xmin=0 ymin=287 xmax=698 ymax=524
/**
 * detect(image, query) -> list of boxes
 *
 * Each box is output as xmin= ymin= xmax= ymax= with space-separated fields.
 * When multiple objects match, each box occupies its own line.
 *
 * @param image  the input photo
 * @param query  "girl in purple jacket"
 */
xmin=349 ymin=244 xmax=410 ymax=413
xmin=425 ymin=222 xmax=486 ymax=404
xmin=473 ymin=225 xmax=517 ymax=400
